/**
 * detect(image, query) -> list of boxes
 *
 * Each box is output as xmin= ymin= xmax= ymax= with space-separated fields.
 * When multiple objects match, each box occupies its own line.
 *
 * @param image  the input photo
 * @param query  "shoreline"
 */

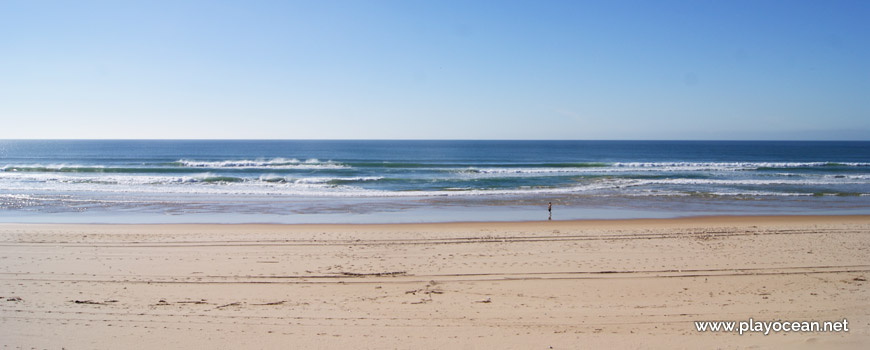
xmin=2 ymin=213 xmax=869 ymax=228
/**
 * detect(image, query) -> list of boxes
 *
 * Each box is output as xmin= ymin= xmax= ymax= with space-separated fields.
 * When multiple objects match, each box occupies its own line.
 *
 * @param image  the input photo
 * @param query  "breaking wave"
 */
xmin=172 ymin=158 xmax=349 ymax=169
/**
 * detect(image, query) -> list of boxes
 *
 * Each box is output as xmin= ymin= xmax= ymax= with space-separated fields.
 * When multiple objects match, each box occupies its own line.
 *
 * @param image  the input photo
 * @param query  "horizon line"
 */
xmin=1 ymin=138 xmax=869 ymax=142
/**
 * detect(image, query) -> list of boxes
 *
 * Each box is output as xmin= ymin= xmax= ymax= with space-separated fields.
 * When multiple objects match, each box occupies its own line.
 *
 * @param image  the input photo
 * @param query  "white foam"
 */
xmin=292 ymin=176 xmax=384 ymax=184
xmin=629 ymin=178 xmax=868 ymax=186
xmin=705 ymin=191 xmax=815 ymax=197
xmin=465 ymin=168 xmax=598 ymax=174
xmin=0 ymin=193 xmax=147 ymax=204
xmin=461 ymin=161 xmax=870 ymax=175
xmin=0 ymin=163 xmax=105 ymax=171
xmin=0 ymin=172 xmax=626 ymax=197
xmin=824 ymin=174 xmax=870 ymax=180
xmin=176 ymin=158 xmax=348 ymax=169
xmin=0 ymin=169 xmax=867 ymax=199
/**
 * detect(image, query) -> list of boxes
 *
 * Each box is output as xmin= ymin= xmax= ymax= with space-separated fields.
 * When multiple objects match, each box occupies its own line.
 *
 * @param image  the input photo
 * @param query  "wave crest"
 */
xmin=174 ymin=158 xmax=348 ymax=169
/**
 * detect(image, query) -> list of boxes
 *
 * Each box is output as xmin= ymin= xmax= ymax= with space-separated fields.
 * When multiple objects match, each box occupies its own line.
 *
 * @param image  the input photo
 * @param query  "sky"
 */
xmin=1 ymin=0 xmax=868 ymax=140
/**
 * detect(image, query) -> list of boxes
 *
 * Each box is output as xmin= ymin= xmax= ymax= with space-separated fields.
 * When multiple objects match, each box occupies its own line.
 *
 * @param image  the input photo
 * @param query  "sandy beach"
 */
xmin=1 ymin=215 xmax=868 ymax=349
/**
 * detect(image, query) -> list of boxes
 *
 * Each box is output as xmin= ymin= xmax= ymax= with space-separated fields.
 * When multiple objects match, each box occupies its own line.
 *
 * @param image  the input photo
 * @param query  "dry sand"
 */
xmin=1 ymin=215 xmax=869 ymax=349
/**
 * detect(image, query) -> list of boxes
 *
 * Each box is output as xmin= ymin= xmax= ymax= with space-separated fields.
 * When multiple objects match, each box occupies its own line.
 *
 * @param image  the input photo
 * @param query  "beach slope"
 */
xmin=1 ymin=216 xmax=868 ymax=348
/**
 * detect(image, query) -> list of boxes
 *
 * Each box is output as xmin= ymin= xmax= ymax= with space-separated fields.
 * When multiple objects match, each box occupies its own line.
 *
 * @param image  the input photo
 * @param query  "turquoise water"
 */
xmin=1 ymin=140 xmax=868 ymax=223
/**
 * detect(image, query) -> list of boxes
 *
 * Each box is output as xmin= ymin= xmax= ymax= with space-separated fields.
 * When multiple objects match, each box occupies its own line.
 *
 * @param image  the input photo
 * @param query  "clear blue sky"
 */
xmin=1 ymin=0 xmax=868 ymax=140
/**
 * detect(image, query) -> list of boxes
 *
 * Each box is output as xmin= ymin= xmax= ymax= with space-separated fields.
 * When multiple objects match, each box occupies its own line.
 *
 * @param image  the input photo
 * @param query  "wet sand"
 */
xmin=1 ymin=215 xmax=868 ymax=349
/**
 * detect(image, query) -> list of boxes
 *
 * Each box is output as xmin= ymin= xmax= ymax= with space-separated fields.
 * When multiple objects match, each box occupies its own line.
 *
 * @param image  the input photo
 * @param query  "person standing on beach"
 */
xmin=548 ymin=201 xmax=552 ymax=220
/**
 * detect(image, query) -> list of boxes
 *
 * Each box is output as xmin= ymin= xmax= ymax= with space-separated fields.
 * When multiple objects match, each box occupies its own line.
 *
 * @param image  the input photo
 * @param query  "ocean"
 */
xmin=1 ymin=140 xmax=868 ymax=223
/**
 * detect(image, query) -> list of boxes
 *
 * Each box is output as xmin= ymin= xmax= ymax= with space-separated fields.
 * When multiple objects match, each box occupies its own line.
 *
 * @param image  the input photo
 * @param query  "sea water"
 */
xmin=1 ymin=140 xmax=868 ymax=223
